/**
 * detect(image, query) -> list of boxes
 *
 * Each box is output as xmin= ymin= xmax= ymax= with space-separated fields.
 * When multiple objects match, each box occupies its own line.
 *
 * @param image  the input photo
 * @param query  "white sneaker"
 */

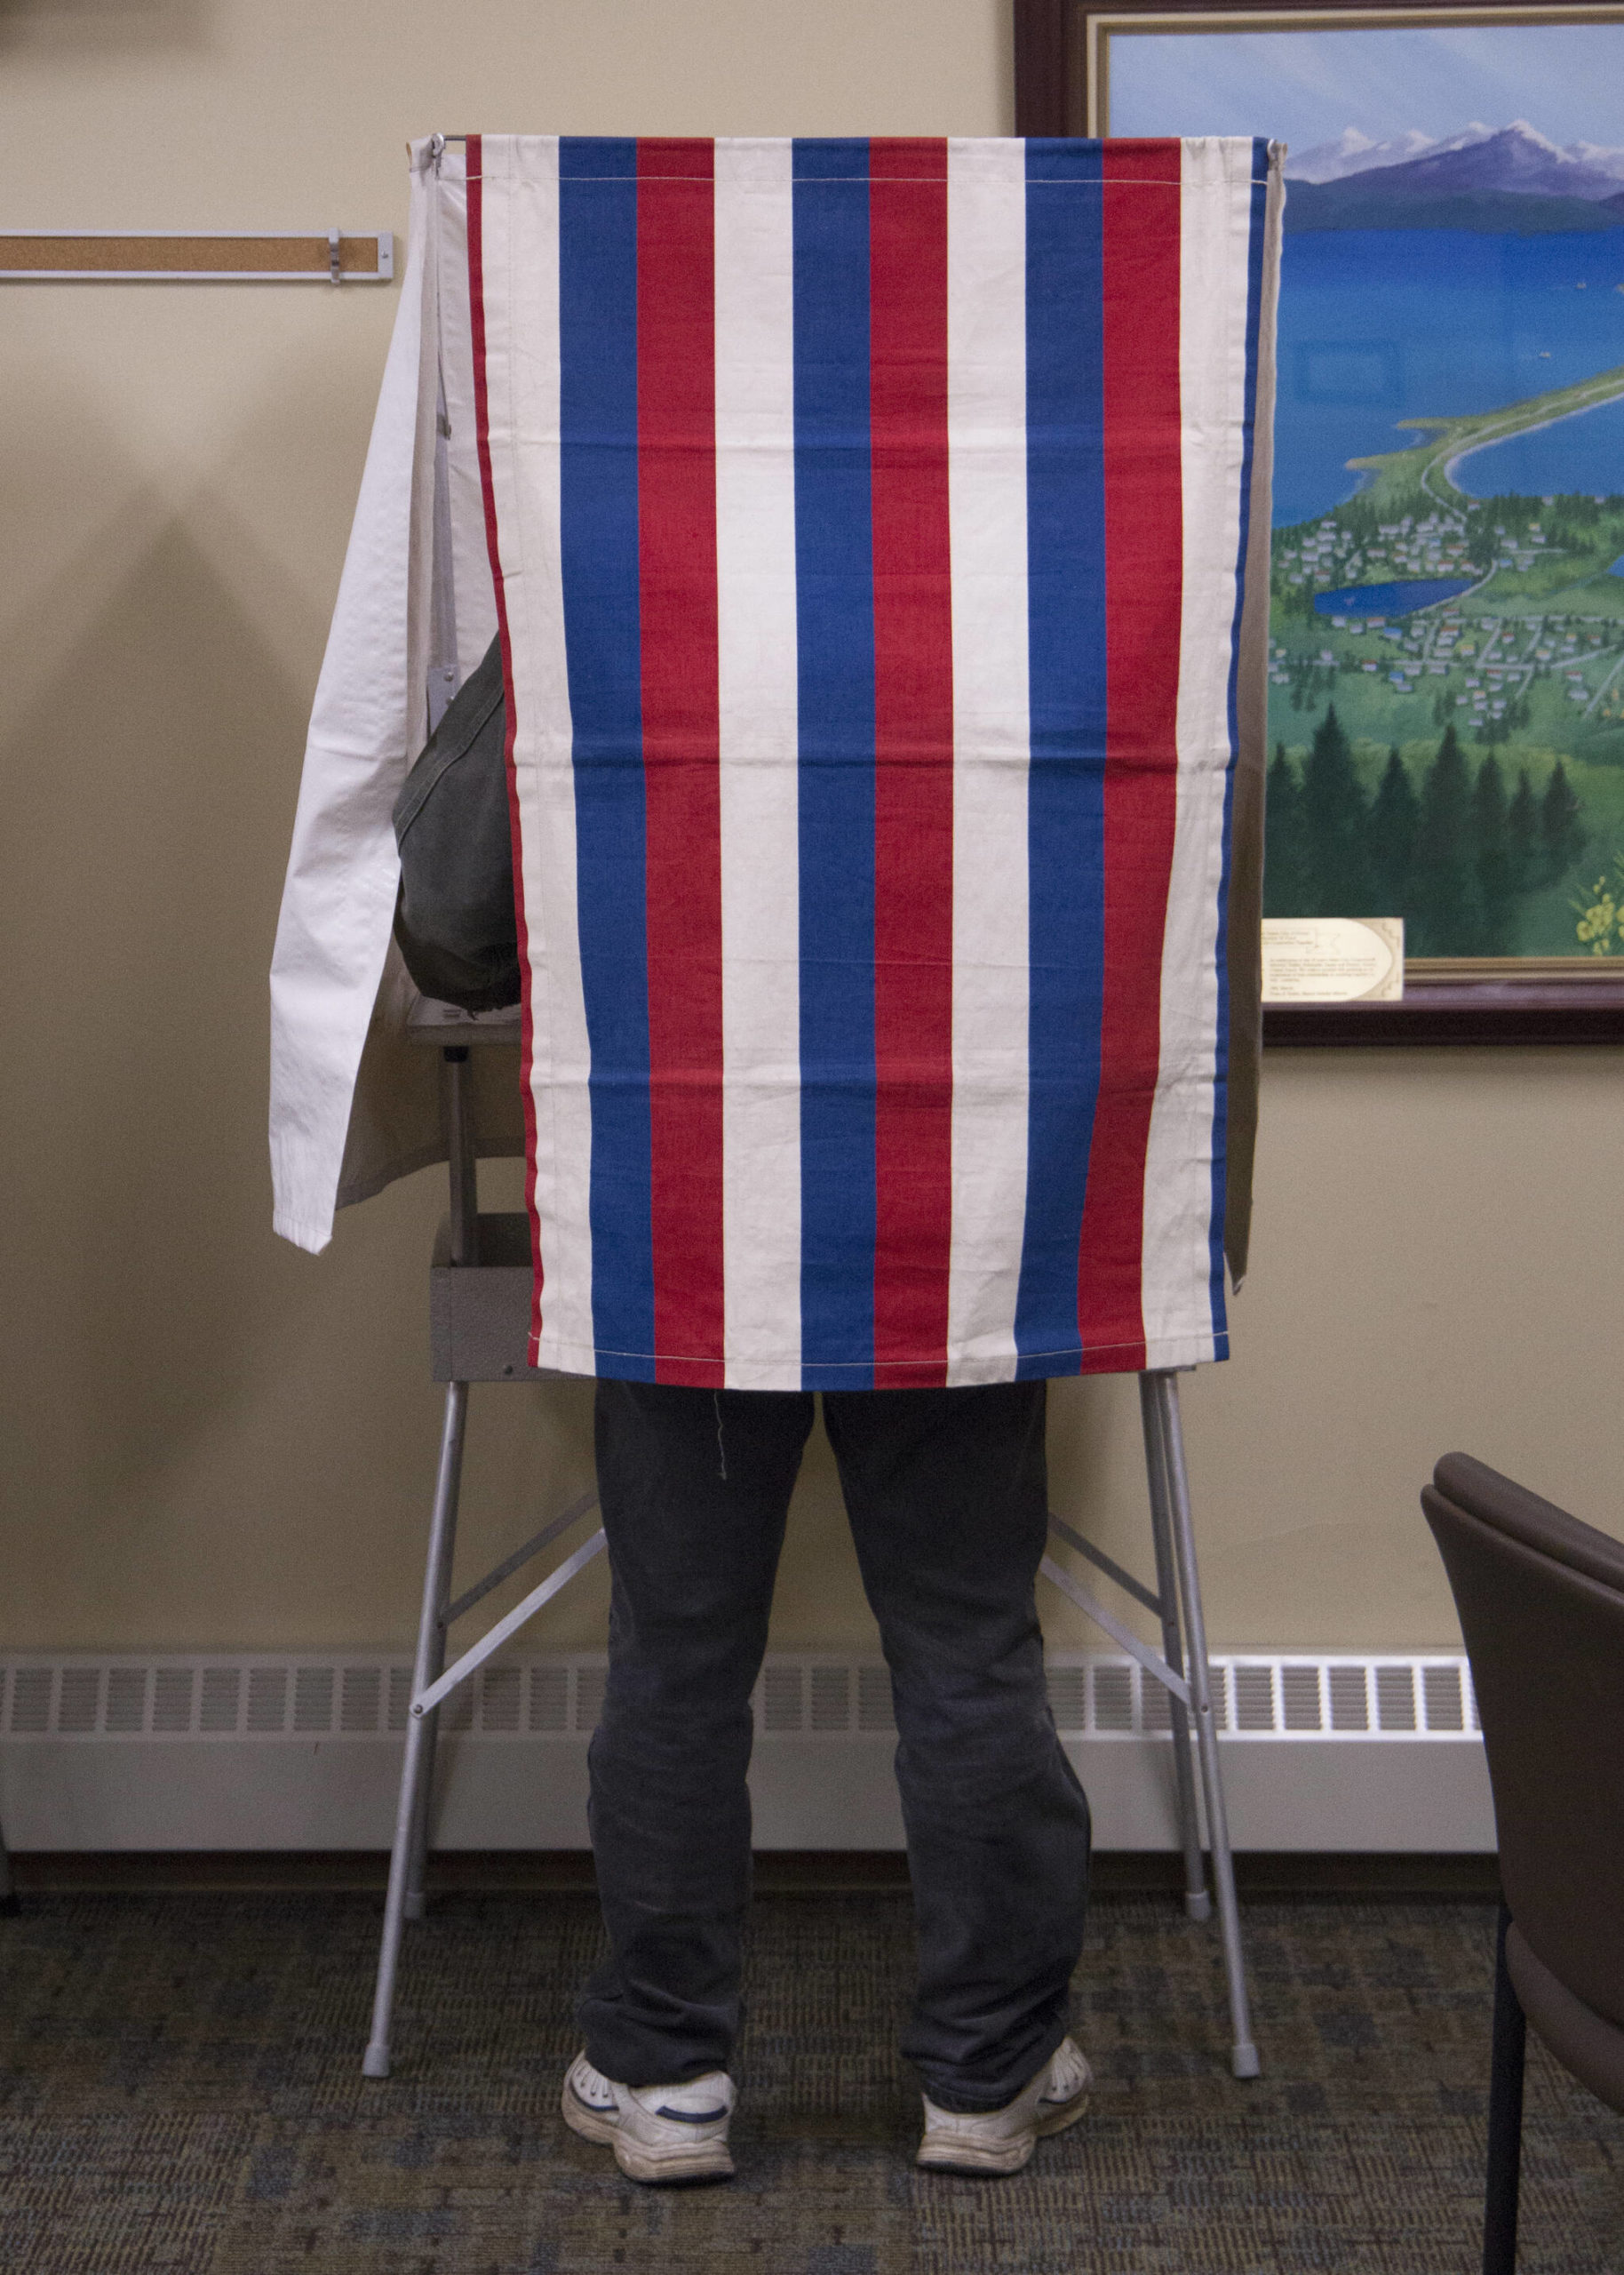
xmin=561 ymin=2050 xmax=736 ymax=2184
xmin=916 ymin=2035 xmax=1092 ymax=2175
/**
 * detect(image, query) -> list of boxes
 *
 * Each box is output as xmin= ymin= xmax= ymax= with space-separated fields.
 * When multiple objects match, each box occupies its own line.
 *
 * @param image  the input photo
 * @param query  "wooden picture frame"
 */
xmin=1015 ymin=0 xmax=1624 ymax=1043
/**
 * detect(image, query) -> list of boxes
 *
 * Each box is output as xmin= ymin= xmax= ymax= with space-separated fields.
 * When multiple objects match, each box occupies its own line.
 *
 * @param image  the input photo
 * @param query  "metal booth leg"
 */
xmin=363 ymin=1376 xmax=469 ymax=2080
xmin=1139 ymin=1375 xmax=1210 ymax=1922
xmin=355 ymin=1028 xmax=609 ymax=2077
xmin=402 ymin=1044 xmax=478 ymax=1926
xmin=403 ymin=1704 xmax=443 ymax=1922
xmin=1145 ymin=1369 xmax=1260 ymax=2079
xmin=403 ymin=1592 xmax=450 ymax=1924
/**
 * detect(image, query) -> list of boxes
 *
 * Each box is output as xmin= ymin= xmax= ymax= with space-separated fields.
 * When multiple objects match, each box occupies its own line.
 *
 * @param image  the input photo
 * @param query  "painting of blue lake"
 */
xmin=1314 ymin=579 xmax=1477 ymax=616
xmin=1453 ymin=390 xmax=1624 ymax=498
xmin=1103 ymin=19 xmax=1624 ymax=952
xmin=1276 ymin=228 xmax=1624 ymax=524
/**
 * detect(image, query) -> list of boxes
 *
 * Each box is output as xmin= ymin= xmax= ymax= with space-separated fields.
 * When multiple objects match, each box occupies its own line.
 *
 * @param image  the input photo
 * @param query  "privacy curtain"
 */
xmin=271 ymin=135 xmax=1283 ymax=1391
xmin=471 ymin=134 xmax=1280 ymax=1388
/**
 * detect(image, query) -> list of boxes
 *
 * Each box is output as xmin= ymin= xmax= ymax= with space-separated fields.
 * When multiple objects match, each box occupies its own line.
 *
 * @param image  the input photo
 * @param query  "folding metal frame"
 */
xmin=362 ymin=1041 xmax=1259 ymax=2081
xmin=1041 ymin=1377 xmax=1259 ymax=2077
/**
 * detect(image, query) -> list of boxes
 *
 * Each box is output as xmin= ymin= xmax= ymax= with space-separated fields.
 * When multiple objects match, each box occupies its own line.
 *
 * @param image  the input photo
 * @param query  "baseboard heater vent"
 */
xmin=1 ymin=1651 xmax=1478 ymax=1744
xmin=0 ymin=1649 xmax=1493 ymax=1852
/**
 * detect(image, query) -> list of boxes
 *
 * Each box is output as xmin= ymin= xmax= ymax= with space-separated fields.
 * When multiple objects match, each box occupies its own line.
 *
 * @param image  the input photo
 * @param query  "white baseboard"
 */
xmin=1 ymin=1649 xmax=1495 ymax=1854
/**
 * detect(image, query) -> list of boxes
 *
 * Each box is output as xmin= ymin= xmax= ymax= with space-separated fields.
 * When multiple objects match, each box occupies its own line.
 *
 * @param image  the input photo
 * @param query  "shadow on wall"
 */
xmin=0 ymin=423 xmax=601 ymax=1647
xmin=0 ymin=496 xmax=311 ymax=1510
xmin=1046 ymin=1375 xmax=1143 ymax=1522
xmin=0 ymin=0 xmax=213 ymax=51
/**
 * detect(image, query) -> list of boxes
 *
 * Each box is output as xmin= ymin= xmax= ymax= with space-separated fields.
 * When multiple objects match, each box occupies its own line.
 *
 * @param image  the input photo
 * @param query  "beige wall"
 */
xmin=5 ymin=1 xmax=1621 ymax=1664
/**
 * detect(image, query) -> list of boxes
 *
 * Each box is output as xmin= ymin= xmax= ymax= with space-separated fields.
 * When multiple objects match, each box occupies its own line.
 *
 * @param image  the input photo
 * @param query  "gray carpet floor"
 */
xmin=1 ymin=1888 xmax=1620 ymax=2273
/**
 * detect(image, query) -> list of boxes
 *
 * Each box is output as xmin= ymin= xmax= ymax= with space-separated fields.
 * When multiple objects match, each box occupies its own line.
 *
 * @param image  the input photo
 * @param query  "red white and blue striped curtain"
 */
xmin=468 ymin=135 xmax=1282 ymax=1390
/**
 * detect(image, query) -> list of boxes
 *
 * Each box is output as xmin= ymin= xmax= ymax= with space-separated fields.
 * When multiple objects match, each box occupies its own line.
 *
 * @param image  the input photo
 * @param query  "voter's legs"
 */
xmin=824 ymin=1384 xmax=1091 ymax=2112
xmin=581 ymin=1380 xmax=1091 ymax=2113
xmin=581 ymin=1382 xmax=815 ymax=2086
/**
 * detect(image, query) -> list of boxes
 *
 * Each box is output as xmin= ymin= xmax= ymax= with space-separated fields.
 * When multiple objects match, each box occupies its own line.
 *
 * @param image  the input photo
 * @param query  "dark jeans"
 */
xmin=579 ymin=1380 xmax=1092 ymax=2112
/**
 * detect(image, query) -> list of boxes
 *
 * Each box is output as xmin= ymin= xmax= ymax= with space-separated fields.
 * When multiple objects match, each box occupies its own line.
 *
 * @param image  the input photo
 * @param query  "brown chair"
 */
xmin=1422 ymin=1453 xmax=1624 ymax=2275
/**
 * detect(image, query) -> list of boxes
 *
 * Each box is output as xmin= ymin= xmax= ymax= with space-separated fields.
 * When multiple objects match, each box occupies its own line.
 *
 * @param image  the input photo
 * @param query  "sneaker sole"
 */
xmin=561 ymin=2082 xmax=735 ymax=2185
xmin=915 ymin=2084 xmax=1091 ymax=2176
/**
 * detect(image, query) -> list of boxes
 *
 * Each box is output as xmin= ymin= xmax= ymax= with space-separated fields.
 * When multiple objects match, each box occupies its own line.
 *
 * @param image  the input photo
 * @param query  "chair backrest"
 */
xmin=1423 ymin=1453 xmax=1624 ymax=2032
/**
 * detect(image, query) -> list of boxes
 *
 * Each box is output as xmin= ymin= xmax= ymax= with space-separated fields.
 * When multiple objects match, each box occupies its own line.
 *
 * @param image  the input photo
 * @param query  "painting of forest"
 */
xmin=1108 ymin=17 xmax=1624 ymax=955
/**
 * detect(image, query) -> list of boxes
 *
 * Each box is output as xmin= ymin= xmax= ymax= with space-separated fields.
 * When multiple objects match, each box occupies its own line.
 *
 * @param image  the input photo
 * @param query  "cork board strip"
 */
xmin=0 ymin=233 xmax=394 ymax=279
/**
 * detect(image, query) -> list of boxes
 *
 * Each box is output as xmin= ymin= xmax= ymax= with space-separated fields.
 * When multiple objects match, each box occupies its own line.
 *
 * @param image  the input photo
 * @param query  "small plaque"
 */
xmin=1261 ymin=918 xmax=1404 ymax=1004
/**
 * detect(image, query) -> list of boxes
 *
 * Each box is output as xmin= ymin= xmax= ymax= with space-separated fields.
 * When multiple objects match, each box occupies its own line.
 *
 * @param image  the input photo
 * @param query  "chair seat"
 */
xmin=1508 ymin=1921 xmax=1624 ymax=2115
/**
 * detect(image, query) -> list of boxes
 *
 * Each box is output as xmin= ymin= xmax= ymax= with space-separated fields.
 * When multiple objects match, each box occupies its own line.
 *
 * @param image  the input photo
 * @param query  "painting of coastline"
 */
xmin=1109 ymin=19 xmax=1624 ymax=956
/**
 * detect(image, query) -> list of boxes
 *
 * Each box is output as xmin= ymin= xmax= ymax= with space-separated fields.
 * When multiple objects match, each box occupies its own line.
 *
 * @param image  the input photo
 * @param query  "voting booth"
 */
xmin=271 ymin=133 xmax=1284 ymax=2079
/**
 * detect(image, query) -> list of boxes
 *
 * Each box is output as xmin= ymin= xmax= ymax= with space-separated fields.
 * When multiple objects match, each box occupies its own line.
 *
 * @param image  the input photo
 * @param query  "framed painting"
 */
xmin=1016 ymin=0 xmax=1624 ymax=1042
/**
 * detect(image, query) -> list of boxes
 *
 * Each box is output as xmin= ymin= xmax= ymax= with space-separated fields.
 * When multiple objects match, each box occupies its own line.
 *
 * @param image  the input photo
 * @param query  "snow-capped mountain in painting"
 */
xmin=1567 ymin=140 xmax=1624 ymax=185
xmin=1286 ymin=120 xmax=1624 ymax=198
xmin=1287 ymin=124 xmax=1489 ymax=183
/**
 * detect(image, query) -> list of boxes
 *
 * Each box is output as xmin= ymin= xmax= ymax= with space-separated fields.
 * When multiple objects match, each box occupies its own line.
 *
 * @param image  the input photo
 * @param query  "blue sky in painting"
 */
xmin=1106 ymin=23 xmax=1624 ymax=148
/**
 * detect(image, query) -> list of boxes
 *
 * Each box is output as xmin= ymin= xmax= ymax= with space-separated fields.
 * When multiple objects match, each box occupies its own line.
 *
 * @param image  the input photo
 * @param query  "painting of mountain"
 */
xmin=1287 ymin=126 xmax=1456 ymax=184
xmin=1286 ymin=122 xmax=1624 ymax=233
xmin=1106 ymin=17 xmax=1624 ymax=959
